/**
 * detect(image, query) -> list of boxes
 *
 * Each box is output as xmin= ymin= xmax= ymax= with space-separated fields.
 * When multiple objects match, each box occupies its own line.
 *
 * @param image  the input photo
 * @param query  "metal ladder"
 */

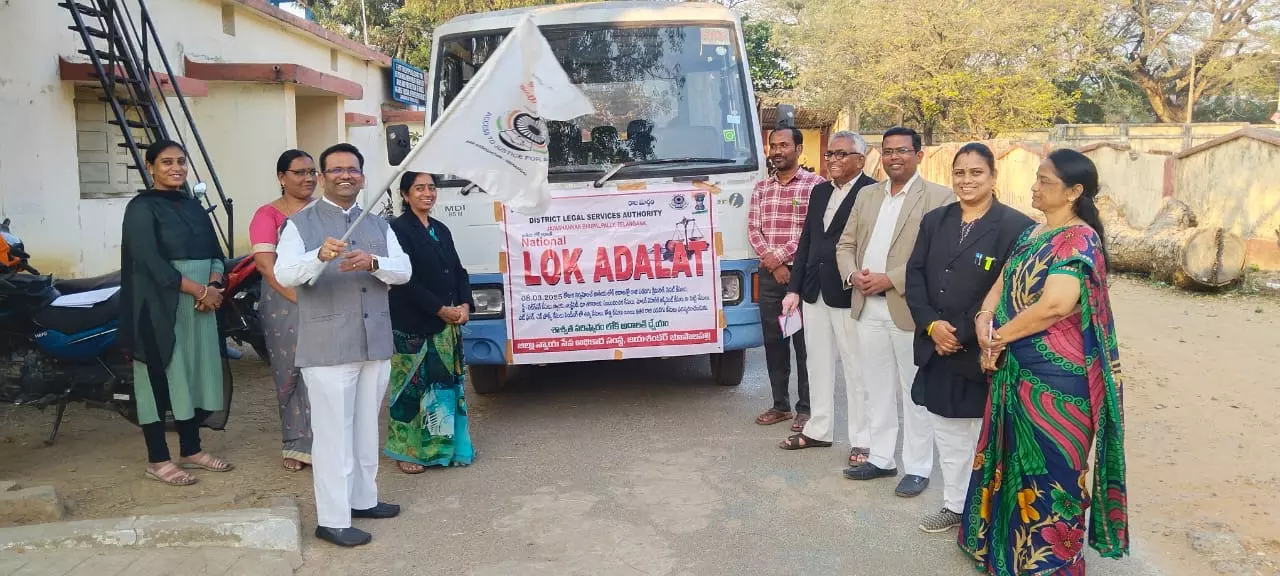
xmin=60 ymin=0 xmax=235 ymax=254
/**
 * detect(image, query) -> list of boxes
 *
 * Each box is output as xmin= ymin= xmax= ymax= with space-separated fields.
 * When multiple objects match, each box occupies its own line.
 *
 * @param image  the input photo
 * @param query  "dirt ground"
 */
xmin=0 ymin=276 xmax=1276 ymax=575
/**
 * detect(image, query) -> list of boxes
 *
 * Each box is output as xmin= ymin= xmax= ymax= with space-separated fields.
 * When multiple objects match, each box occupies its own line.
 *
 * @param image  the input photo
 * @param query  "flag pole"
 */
xmin=307 ymin=14 xmax=534 ymax=286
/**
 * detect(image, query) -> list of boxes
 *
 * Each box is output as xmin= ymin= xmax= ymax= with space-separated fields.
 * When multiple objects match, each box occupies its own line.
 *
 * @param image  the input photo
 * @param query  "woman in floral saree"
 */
xmin=961 ymin=149 xmax=1128 ymax=575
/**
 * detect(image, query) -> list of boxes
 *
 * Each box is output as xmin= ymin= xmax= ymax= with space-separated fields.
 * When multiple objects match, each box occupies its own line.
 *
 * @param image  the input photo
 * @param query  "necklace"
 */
xmin=959 ymin=216 xmax=981 ymax=244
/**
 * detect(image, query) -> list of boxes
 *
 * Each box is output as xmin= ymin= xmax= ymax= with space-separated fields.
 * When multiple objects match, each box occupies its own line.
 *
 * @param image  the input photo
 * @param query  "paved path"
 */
xmin=293 ymin=349 xmax=1164 ymax=576
xmin=0 ymin=548 xmax=299 ymax=575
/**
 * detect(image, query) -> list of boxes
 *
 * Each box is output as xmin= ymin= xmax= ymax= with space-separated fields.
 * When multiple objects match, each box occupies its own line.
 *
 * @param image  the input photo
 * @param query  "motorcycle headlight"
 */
xmin=471 ymin=286 xmax=504 ymax=319
xmin=721 ymin=272 xmax=743 ymax=305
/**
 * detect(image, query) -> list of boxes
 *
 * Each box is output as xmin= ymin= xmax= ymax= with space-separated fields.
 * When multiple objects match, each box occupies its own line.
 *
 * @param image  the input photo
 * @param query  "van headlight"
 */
xmin=721 ymin=272 xmax=743 ymax=305
xmin=471 ymin=286 xmax=504 ymax=319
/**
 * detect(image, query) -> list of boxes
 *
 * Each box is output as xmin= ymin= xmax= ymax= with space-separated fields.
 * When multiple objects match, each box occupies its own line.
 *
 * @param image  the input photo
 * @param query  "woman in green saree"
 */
xmin=961 ymin=149 xmax=1127 ymax=574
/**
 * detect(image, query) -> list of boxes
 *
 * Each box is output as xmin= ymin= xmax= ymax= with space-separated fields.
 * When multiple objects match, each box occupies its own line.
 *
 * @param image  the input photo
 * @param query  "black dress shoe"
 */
xmin=895 ymin=474 xmax=930 ymax=498
xmin=315 ymin=526 xmax=372 ymax=547
xmin=352 ymin=502 xmax=400 ymax=519
xmin=843 ymin=462 xmax=898 ymax=481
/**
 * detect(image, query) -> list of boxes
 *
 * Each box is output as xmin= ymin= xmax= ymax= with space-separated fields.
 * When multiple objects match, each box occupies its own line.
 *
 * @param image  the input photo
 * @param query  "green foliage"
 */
xmin=741 ymin=16 xmax=794 ymax=94
xmin=307 ymin=0 xmax=583 ymax=69
xmin=778 ymin=0 xmax=1096 ymax=139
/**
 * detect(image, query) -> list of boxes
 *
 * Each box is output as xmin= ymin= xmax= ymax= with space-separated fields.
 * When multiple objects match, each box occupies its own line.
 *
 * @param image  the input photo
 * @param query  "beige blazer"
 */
xmin=835 ymin=175 xmax=955 ymax=331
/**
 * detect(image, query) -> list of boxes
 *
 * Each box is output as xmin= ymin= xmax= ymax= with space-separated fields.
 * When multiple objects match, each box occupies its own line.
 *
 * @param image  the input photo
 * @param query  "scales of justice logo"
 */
xmin=496 ymin=110 xmax=549 ymax=154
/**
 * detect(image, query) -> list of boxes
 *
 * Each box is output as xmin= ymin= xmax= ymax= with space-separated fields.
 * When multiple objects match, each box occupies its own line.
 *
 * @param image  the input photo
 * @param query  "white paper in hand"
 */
xmin=778 ymin=309 xmax=802 ymax=339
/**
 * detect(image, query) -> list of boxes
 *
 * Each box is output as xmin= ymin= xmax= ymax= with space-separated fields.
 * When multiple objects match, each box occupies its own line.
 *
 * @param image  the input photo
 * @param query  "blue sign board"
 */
xmin=390 ymin=58 xmax=427 ymax=108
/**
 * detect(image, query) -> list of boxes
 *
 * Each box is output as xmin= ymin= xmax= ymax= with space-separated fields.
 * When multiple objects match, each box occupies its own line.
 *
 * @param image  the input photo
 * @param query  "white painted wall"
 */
xmin=0 ymin=0 xmax=392 ymax=277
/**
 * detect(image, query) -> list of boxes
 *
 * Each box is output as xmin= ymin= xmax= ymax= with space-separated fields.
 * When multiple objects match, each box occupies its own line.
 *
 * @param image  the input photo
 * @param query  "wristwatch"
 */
xmin=370 ymin=256 xmax=380 ymax=272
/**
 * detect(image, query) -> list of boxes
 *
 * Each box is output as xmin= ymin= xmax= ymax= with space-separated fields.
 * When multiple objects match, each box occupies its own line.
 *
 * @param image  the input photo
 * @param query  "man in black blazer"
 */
xmin=777 ymin=131 xmax=878 ymax=458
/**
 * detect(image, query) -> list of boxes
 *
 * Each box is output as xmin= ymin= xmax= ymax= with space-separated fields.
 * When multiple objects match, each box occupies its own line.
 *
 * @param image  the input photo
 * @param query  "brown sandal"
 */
xmin=778 ymin=433 xmax=832 ymax=450
xmin=849 ymin=447 xmax=870 ymax=466
xmin=180 ymin=452 xmax=234 ymax=472
xmin=144 ymin=462 xmax=199 ymax=486
xmin=398 ymin=461 xmax=427 ymax=474
xmin=756 ymin=409 xmax=794 ymax=426
xmin=790 ymin=413 xmax=810 ymax=432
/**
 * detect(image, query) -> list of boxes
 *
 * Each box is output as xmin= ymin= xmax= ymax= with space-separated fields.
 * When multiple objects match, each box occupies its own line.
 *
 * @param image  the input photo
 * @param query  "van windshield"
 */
xmin=433 ymin=23 xmax=759 ymax=181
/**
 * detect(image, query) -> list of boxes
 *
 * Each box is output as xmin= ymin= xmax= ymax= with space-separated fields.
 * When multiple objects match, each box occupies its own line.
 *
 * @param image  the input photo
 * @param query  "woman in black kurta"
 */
xmin=904 ymin=143 xmax=1034 ymax=532
xmin=384 ymin=171 xmax=476 ymax=473
xmin=121 ymin=140 xmax=234 ymax=486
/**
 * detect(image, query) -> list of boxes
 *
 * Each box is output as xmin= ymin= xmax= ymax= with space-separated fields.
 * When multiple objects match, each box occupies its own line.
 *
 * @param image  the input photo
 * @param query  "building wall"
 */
xmin=1174 ymin=137 xmax=1280 ymax=242
xmin=0 ymin=0 xmax=393 ymax=276
xmin=1082 ymin=146 xmax=1169 ymax=228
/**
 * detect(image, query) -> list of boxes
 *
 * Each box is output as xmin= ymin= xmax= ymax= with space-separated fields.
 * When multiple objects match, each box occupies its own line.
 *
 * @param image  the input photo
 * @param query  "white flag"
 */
xmin=404 ymin=14 xmax=592 ymax=214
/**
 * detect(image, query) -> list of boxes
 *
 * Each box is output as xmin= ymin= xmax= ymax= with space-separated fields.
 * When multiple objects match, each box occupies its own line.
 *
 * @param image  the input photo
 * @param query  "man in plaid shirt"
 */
xmin=749 ymin=127 xmax=826 ymax=429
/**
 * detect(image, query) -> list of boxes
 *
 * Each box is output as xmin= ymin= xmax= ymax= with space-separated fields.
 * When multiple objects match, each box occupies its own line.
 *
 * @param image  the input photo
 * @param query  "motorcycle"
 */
xmin=220 ymin=255 xmax=268 ymax=362
xmin=0 ymin=219 xmax=267 ymax=444
xmin=0 ymin=218 xmax=136 ymax=444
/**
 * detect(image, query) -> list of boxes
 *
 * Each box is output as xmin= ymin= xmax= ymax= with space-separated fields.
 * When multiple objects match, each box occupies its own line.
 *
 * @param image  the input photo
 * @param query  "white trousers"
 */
xmin=800 ymin=299 xmax=868 ymax=446
xmin=301 ymin=359 xmax=391 ymax=529
xmin=856 ymin=297 xmax=934 ymax=477
xmin=932 ymin=413 xmax=982 ymax=514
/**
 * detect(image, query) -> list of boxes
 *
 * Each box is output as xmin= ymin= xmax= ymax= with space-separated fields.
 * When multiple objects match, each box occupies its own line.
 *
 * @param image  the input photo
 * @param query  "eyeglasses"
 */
xmin=324 ymin=167 xmax=363 ymax=177
xmin=824 ymin=150 xmax=862 ymax=160
xmin=881 ymin=147 xmax=917 ymax=157
xmin=286 ymin=169 xmax=318 ymax=177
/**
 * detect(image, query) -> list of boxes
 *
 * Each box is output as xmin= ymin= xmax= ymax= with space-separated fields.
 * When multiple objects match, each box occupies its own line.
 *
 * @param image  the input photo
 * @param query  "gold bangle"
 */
xmin=974 ymin=310 xmax=994 ymax=320
xmin=926 ymin=321 xmax=937 ymax=336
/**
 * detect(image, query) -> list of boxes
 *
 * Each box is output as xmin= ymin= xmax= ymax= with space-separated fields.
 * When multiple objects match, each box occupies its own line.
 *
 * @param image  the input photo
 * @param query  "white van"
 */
xmin=425 ymin=1 xmax=767 ymax=392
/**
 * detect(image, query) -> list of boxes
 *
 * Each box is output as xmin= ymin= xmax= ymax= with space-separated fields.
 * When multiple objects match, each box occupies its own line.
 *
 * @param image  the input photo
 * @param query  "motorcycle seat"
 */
xmin=33 ymin=291 xmax=120 ymax=336
xmin=54 ymin=271 xmax=121 ymax=295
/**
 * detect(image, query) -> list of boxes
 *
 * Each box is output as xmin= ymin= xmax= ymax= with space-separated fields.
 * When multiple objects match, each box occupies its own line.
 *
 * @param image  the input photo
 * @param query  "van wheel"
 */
xmin=709 ymin=350 xmax=745 ymax=387
xmin=469 ymin=365 xmax=507 ymax=395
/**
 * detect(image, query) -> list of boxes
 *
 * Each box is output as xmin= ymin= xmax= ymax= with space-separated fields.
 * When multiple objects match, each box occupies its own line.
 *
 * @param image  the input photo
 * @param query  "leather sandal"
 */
xmin=755 ymin=409 xmax=793 ymax=426
xmin=778 ymin=433 xmax=832 ymax=450
xmin=180 ymin=452 xmax=234 ymax=472
xmin=144 ymin=462 xmax=199 ymax=486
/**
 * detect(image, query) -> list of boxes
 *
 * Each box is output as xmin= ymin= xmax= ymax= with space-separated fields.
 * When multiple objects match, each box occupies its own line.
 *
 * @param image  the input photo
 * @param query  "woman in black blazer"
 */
xmin=904 ymin=143 xmax=1034 ymax=533
xmin=384 ymin=172 xmax=476 ymax=474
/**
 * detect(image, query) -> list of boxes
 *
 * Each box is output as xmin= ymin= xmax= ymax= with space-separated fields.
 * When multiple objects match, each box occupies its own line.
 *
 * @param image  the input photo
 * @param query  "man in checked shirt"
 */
xmin=749 ymin=127 xmax=826 ymax=430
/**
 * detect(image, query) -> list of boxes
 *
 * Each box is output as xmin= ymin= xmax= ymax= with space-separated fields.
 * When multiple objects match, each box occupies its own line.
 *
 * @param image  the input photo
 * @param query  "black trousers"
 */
xmin=142 ymin=414 xmax=205 ymax=464
xmin=757 ymin=267 xmax=809 ymax=413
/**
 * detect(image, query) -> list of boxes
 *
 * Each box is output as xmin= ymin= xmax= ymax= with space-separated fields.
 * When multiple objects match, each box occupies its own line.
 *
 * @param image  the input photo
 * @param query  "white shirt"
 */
xmin=861 ymin=172 xmax=919 ymax=274
xmin=274 ymin=196 xmax=413 ymax=288
xmin=823 ymin=178 xmax=857 ymax=230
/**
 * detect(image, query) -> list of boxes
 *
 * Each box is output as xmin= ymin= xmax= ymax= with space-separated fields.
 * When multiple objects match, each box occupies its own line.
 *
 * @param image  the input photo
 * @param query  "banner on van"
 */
xmin=503 ymin=187 xmax=723 ymax=364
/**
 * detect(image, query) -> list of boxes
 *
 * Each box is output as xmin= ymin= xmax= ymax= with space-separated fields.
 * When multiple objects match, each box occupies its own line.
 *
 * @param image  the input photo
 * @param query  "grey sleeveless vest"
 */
xmin=289 ymin=199 xmax=394 ymax=368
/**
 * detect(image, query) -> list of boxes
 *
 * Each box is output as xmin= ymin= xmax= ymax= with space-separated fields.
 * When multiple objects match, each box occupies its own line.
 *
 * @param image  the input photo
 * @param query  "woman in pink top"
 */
xmin=249 ymin=149 xmax=317 ymax=471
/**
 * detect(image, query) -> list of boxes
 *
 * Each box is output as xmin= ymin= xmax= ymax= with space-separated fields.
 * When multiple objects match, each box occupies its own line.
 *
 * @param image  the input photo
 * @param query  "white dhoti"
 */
xmin=301 ymin=359 xmax=391 ymax=529
xmin=800 ymin=299 xmax=868 ymax=446
xmin=856 ymin=297 xmax=934 ymax=477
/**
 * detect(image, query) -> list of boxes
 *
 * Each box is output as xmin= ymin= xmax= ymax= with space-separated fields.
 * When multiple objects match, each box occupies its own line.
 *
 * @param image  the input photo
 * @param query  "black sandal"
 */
xmin=778 ymin=433 xmax=832 ymax=450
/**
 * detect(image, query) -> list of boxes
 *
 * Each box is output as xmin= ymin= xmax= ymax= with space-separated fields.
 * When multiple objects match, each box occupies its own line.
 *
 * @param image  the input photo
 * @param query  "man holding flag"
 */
xmin=275 ymin=143 xmax=412 ymax=547
xmin=276 ymin=13 xmax=591 ymax=548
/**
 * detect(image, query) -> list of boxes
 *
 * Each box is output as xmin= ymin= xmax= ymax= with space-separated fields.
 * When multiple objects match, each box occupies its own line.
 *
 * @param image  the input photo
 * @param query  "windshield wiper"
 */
xmin=593 ymin=157 xmax=735 ymax=188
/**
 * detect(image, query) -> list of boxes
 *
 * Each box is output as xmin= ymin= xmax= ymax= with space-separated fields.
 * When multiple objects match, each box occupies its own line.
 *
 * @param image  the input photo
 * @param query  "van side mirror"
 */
xmin=775 ymin=104 xmax=796 ymax=129
xmin=387 ymin=124 xmax=412 ymax=166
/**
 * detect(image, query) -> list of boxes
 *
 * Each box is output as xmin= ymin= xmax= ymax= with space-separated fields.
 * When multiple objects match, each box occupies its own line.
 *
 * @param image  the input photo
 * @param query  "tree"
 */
xmin=1107 ymin=0 xmax=1280 ymax=123
xmin=741 ymin=16 xmax=794 ymax=94
xmin=777 ymin=0 xmax=1100 ymax=140
xmin=307 ymin=0 xmax=583 ymax=69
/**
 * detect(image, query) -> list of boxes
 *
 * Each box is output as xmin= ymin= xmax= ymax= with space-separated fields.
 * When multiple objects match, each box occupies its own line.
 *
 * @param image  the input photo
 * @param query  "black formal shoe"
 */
xmin=315 ymin=526 xmax=372 ymax=547
xmin=843 ymin=462 xmax=898 ymax=481
xmin=352 ymin=502 xmax=401 ymax=519
xmin=895 ymin=474 xmax=930 ymax=498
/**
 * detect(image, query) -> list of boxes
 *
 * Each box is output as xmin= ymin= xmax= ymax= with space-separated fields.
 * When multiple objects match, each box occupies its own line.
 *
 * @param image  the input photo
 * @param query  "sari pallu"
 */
xmin=959 ymin=225 xmax=1128 ymax=575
